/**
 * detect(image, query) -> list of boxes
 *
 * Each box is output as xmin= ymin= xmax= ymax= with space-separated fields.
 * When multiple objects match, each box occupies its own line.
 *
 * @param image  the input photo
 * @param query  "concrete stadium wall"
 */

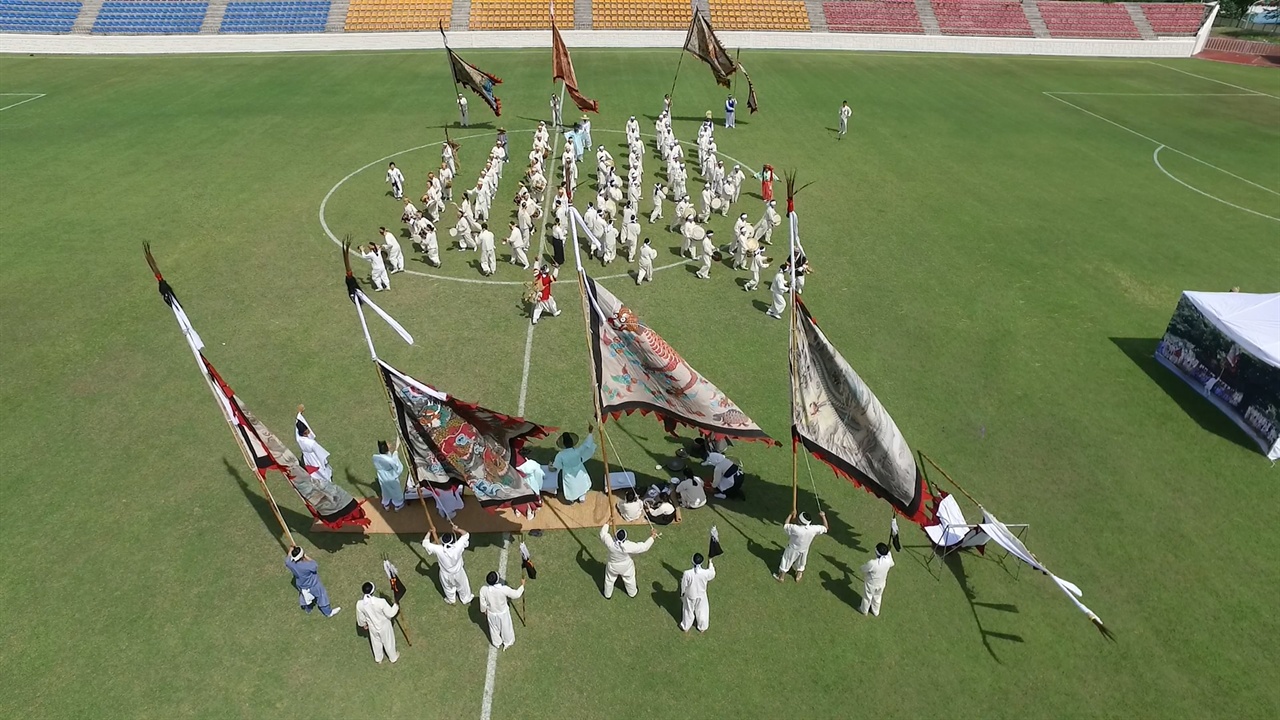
xmin=0 ymin=29 xmax=1197 ymax=57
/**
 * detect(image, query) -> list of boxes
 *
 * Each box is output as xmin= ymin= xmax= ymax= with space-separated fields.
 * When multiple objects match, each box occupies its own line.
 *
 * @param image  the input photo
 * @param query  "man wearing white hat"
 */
xmin=380 ymin=226 xmax=404 ymax=274
xmin=649 ymin=183 xmax=667 ymax=225
xmin=356 ymin=581 xmax=400 ymax=663
xmin=766 ymin=262 xmax=790 ymax=320
xmin=636 ymin=238 xmax=658 ymax=285
xmin=580 ymin=115 xmax=593 ymax=152
xmin=774 ymin=511 xmax=829 ymax=582
xmin=858 ymin=543 xmax=896 ymax=616
xmin=679 ymin=553 xmax=716 ymax=633
xmin=599 ymin=523 xmax=658 ymax=599
xmin=284 ymin=546 xmax=340 ymax=617
xmin=479 ymin=571 xmax=525 ymax=651
xmin=694 ymin=230 xmax=715 ymax=280
xmin=477 ymin=222 xmax=497 ymax=276
xmin=423 ymin=525 xmax=474 ymax=606
xmin=755 ymin=200 xmax=783 ymax=246
xmin=457 ymin=94 xmax=469 ymax=127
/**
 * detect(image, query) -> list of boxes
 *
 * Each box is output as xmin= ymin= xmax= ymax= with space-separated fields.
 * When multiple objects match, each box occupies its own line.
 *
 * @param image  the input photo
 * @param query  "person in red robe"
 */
xmin=754 ymin=164 xmax=778 ymax=203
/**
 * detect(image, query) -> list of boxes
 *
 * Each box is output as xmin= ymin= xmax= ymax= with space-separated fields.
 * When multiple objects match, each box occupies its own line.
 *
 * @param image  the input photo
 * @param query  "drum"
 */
xmin=608 ymin=187 xmax=623 ymax=203
xmin=688 ymin=224 xmax=706 ymax=242
xmin=601 ymin=199 xmax=618 ymax=218
xmin=710 ymin=197 xmax=724 ymax=212
xmin=448 ymin=227 xmax=458 ymax=238
xmin=745 ymin=237 xmax=760 ymax=254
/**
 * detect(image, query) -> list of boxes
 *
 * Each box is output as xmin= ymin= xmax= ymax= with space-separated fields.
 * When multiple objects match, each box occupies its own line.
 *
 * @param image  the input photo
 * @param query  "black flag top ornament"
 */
xmin=520 ymin=542 xmax=537 ymax=580
xmin=383 ymin=557 xmax=407 ymax=602
xmin=708 ymin=526 xmax=724 ymax=559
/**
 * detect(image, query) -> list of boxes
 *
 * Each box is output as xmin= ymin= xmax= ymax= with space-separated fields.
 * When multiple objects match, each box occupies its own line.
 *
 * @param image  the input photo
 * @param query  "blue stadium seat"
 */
xmin=220 ymin=0 xmax=328 ymax=33
xmin=92 ymin=1 xmax=206 ymax=34
xmin=0 ymin=0 xmax=82 ymax=33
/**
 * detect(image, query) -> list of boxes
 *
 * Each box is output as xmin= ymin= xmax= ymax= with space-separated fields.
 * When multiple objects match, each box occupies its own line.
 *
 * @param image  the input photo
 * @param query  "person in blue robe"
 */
xmin=552 ymin=426 xmax=597 ymax=503
xmin=284 ymin=546 xmax=340 ymax=617
xmin=372 ymin=439 xmax=406 ymax=511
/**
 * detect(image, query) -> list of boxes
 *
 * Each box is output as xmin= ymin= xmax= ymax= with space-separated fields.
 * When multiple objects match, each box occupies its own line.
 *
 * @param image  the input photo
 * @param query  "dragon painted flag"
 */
xmin=204 ymin=356 xmax=370 ymax=529
xmin=790 ymin=297 xmax=931 ymax=525
xmin=582 ymin=273 xmax=774 ymax=445
xmin=378 ymin=360 xmax=552 ymax=515
xmin=683 ymin=9 xmax=737 ymax=88
xmin=551 ymin=13 xmax=598 ymax=113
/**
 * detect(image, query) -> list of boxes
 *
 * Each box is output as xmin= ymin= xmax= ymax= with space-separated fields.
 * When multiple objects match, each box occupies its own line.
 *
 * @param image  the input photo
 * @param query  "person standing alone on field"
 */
xmin=679 ymin=552 xmax=716 ymax=633
xmin=838 ymin=100 xmax=851 ymax=140
xmin=457 ymin=93 xmax=469 ymax=127
xmin=550 ymin=92 xmax=562 ymax=128
xmin=858 ymin=543 xmax=895 ymax=616
xmin=724 ymin=94 xmax=737 ymax=129
xmin=386 ymin=162 xmax=405 ymax=200
xmin=356 ymin=582 xmax=400 ymax=663
xmin=285 ymin=546 xmax=341 ymax=618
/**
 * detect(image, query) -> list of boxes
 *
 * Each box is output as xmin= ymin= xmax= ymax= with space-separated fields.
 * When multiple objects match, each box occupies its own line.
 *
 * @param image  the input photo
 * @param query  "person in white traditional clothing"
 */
xmin=599 ymin=523 xmax=658 ymax=599
xmin=674 ymin=468 xmax=707 ymax=509
xmin=626 ymin=115 xmax=640 ymax=144
xmin=601 ymin=214 xmax=619 ymax=265
xmin=755 ymin=200 xmax=782 ymax=246
xmin=401 ymin=198 xmax=418 ymax=226
xmin=694 ymin=230 xmax=715 ymax=280
xmin=732 ymin=223 xmax=753 ymax=270
xmin=636 ymin=238 xmax=658 ymax=285
xmin=457 ymin=94 xmax=469 ymax=127
xmin=617 ymin=490 xmax=643 ymax=521
xmin=385 ymin=162 xmax=405 ymax=200
xmin=679 ymin=553 xmax=716 ymax=633
xmin=506 ymin=221 xmax=529 ymax=269
xmin=700 ymin=184 xmax=714 ymax=222
xmin=439 ymin=161 xmax=455 ymax=202
xmin=858 ymin=543 xmax=895 ymax=616
xmin=479 ymin=571 xmax=525 ymax=651
xmin=356 ymin=581 xmax=400 ymax=663
xmin=774 ymin=511 xmax=829 ymax=582
xmin=743 ymin=247 xmax=771 ymax=291
xmin=733 ymin=213 xmax=751 ymax=245
xmin=701 ymin=449 xmax=746 ymax=500
xmin=792 ymin=250 xmax=812 ymax=295
xmin=552 ymin=427 xmax=596 ymax=503
xmin=550 ymin=93 xmax=562 ymax=127
xmin=766 ymin=263 xmax=790 ymax=320
xmin=649 ymin=183 xmax=667 ymax=225
xmin=358 ymin=242 xmax=390 ymax=292
xmin=725 ymin=94 xmax=737 ymax=129
xmin=672 ymin=196 xmax=693 ymax=234
xmin=294 ymin=410 xmax=334 ymax=483
xmin=380 ymin=227 xmax=404 ymax=274
xmin=442 ymin=142 xmax=457 ymax=176
xmin=622 ymin=203 xmax=641 ymax=262
xmin=418 ymin=217 xmax=441 ymax=267
xmin=549 ymin=215 xmax=567 ymax=266
xmin=454 ymin=208 xmax=476 ymax=251
xmin=423 ymin=525 xmax=474 ymax=605
xmin=838 ymin=100 xmax=852 ymax=139
xmin=681 ymin=215 xmax=701 ymax=258
xmin=530 ymin=263 xmax=561 ymax=325
xmin=580 ymin=115 xmax=593 ymax=152
xmin=476 ymin=223 xmax=496 ymax=276
xmin=727 ymin=164 xmax=746 ymax=204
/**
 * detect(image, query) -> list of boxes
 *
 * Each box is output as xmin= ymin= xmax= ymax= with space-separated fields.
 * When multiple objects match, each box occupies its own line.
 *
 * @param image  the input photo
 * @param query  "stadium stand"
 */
xmin=469 ymin=0 xmax=573 ymax=30
xmin=0 ymin=0 xmax=81 ymax=33
xmin=93 ymin=1 xmax=207 ymax=33
xmin=592 ymin=0 xmax=692 ymax=30
xmin=343 ymin=0 xmax=449 ymax=32
xmin=1140 ymin=2 xmax=1203 ymax=35
xmin=220 ymin=1 xmax=329 ymax=33
xmin=709 ymin=0 xmax=811 ymax=31
xmin=932 ymin=0 xmax=1032 ymax=37
xmin=1037 ymin=1 xmax=1140 ymax=39
xmin=823 ymin=1 xmax=924 ymax=34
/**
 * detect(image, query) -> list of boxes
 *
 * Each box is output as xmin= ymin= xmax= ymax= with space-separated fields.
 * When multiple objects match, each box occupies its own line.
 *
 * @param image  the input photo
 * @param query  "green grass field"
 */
xmin=1 ymin=49 xmax=1278 ymax=719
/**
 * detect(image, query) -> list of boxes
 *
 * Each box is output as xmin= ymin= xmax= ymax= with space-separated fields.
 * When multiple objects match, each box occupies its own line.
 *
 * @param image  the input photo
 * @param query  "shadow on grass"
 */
xmin=818 ymin=553 xmax=864 ymax=612
xmin=650 ymin=561 xmax=685 ymax=624
xmin=943 ymin=552 xmax=1022 ymax=663
xmin=225 ymin=459 xmax=368 ymax=553
xmin=1110 ymin=337 xmax=1257 ymax=453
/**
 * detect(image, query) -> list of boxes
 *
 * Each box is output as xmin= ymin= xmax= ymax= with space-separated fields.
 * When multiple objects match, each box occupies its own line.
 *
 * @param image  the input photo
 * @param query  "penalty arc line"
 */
xmin=1152 ymin=145 xmax=1280 ymax=223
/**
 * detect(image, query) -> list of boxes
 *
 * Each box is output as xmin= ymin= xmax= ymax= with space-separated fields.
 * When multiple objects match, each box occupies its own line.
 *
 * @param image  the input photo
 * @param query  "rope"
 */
xmin=801 ymin=446 xmax=824 ymax=515
xmin=599 ymin=423 xmax=658 ymax=535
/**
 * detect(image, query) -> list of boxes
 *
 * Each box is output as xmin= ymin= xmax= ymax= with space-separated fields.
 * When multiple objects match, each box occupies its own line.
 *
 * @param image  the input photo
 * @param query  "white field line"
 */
xmin=1147 ymin=62 xmax=1280 ymax=100
xmin=479 ymin=532 xmax=511 ymax=720
xmin=1153 ymin=146 xmax=1280 ymax=223
xmin=1044 ymin=91 xmax=1260 ymax=97
xmin=1042 ymin=91 xmax=1280 ymax=216
xmin=0 ymin=93 xmax=45 ymax=112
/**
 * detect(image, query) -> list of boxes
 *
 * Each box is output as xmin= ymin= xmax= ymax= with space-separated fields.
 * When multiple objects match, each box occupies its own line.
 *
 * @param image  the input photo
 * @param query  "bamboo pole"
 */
xmin=373 ymin=361 xmax=440 ymax=540
xmin=919 ymin=452 xmax=981 ymax=509
xmin=225 ymin=415 xmax=296 ymax=548
xmin=787 ymin=207 xmax=799 ymax=517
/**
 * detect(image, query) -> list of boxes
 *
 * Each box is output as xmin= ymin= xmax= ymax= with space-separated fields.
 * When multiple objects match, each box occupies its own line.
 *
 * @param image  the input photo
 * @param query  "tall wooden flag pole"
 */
xmin=145 ymin=244 xmax=297 ymax=548
xmin=569 ymin=214 xmax=617 ymax=528
xmin=440 ymin=22 xmax=462 ymax=105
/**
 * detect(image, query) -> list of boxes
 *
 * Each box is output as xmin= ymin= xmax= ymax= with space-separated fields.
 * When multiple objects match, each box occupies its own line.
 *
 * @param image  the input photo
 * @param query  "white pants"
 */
xmin=695 ymin=254 xmax=712 ymax=279
xmin=486 ymin=609 xmax=516 ymax=649
xmin=532 ymin=297 xmax=559 ymax=323
xmin=649 ymin=204 xmax=662 ymax=223
xmin=511 ymin=245 xmax=529 ymax=268
xmin=839 ymin=118 xmax=848 ymax=135
xmin=441 ymin=567 xmax=474 ymax=604
xmin=860 ymin=582 xmax=886 ymax=616
xmin=371 ymin=269 xmax=390 ymax=290
xmin=680 ymin=596 xmax=709 ymax=632
xmin=424 ymin=242 xmax=440 ymax=266
xmin=779 ymin=546 xmax=808 ymax=573
xmin=369 ymin=623 xmax=399 ymax=663
xmin=480 ymin=247 xmax=496 ymax=274
xmin=636 ymin=263 xmax=653 ymax=284
xmin=769 ymin=292 xmax=786 ymax=316
xmin=744 ymin=269 xmax=760 ymax=291
xmin=603 ymin=565 xmax=637 ymax=599
xmin=391 ymin=181 xmax=403 ymax=199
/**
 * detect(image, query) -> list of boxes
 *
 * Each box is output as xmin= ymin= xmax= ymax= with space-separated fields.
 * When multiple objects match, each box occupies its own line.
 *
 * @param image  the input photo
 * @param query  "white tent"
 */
xmin=1156 ymin=291 xmax=1280 ymax=461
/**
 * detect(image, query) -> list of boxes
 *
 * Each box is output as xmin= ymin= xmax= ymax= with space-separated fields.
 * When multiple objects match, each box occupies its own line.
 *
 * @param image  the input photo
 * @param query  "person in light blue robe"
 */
xmin=284 ymin=546 xmax=340 ymax=617
xmin=552 ymin=427 xmax=596 ymax=503
xmin=373 ymin=439 xmax=405 ymax=511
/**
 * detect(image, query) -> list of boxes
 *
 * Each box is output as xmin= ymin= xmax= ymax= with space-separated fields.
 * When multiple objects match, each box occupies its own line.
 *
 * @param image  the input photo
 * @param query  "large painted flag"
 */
xmin=790 ymin=297 xmax=930 ymax=525
xmin=739 ymin=64 xmax=759 ymax=114
xmin=203 ymin=357 xmax=370 ymax=529
xmin=378 ymin=360 xmax=552 ymax=515
xmin=581 ymin=273 xmax=775 ymax=445
xmin=683 ymin=9 xmax=737 ymax=88
xmin=442 ymin=25 xmax=503 ymax=116
xmin=551 ymin=12 xmax=598 ymax=113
